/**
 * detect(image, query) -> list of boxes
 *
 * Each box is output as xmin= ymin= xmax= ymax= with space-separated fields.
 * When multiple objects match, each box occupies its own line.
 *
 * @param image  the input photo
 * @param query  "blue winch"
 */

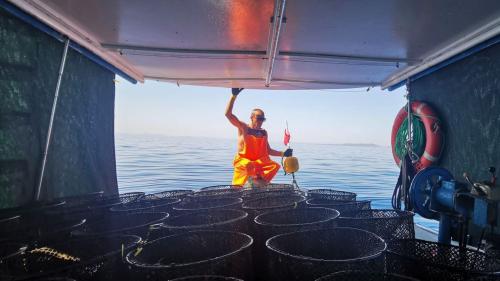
xmin=410 ymin=166 xmax=500 ymax=246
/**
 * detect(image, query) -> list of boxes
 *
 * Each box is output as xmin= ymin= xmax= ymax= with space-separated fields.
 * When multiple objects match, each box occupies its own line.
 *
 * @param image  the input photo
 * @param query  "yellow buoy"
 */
xmin=283 ymin=156 xmax=299 ymax=174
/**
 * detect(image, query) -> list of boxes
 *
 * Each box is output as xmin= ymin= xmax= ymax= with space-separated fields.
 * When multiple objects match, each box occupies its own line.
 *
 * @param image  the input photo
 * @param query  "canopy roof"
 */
xmin=10 ymin=0 xmax=500 ymax=90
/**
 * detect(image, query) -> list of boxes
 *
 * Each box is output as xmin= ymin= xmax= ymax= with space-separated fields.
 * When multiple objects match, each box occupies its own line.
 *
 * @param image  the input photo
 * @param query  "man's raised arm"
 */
xmin=225 ymin=88 xmax=245 ymax=129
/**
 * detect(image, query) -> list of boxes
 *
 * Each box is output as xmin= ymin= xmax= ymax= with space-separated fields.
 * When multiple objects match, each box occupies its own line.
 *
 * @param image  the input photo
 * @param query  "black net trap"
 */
xmin=143 ymin=189 xmax=194 ymax=200
xmin=161 ymin=209 xmax=249 ymax=235
xmin=252 ymin=207 xmax=340 ymax=281
xmin=336 ymin=209 xmax=415 ymax=241
xmin=306 ymin=199 xmax=371 ymax=214
xmin=0 ymin=242 xmax=27 ymax=263
xmin=189 ymin=187 xmax=245 ymax=199
xmin=266 ymin=227 xmax=386 ymax=281
xmin=173 ymin=197 xmax=243 ymax=213
xmin=23 ymin=277 xmax=77 ymax=281
xmin=126 ymin=230 xmax=253 ymax=280
xmin=315 ymin=271 xmax=419 ymax=281
xmin=47 ymin=192 xmax=144 ymax=222
xmin=386 ymin=239 xmax=500 ymax=281
xmin=241 ymin=188 xmax=304 ymax=202
xmin=242 ymin=195 xmax=306 ymax=219
xmin=306 ymin=188 xmax=357 ymax=201
xmin=110 ymin=197 xmax=181 ymax=213
xmin=0 ymin=234 xmax=140 ymax=281
xmin=0 ymin=201 xmax=65 ymax=224
xmin=0 ymin=215 xmax=21 ymax=240
xmin=264 ymin=183 xmax=295 ymax=189
xmin=58 ymin=191 xmax=104 ymax=208
xmin=73 ymin=212 xmax=168 ymax=239
xmin=254 ymin=207 xmax=340 ymax=238
xmin=170 ymin=276 xmax=243 ymax=281
xmin=200 ymin=185 xmax=245 ymax=191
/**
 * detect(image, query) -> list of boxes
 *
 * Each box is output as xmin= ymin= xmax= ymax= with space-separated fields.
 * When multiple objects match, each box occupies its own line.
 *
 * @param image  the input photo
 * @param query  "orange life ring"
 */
xmin=391 ymin=101 xmax=443 ymax=171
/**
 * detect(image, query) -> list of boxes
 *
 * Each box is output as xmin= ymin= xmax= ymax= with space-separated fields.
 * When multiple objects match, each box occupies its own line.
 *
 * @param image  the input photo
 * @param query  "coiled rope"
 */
xmin=394 ymin=114 xmax=426 ymax=161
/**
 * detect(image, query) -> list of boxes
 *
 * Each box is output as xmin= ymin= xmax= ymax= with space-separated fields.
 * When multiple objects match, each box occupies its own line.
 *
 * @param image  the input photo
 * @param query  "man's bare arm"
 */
xmin=225 ymin=89 xmax=246 ymax=130
xmin=268 ymin=144 xmax=284 ymax=157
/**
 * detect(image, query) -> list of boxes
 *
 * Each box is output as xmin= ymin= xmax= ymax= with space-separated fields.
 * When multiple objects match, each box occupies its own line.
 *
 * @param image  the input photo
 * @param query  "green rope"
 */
xmin=395 ymin=114 xmax=426 ymax=160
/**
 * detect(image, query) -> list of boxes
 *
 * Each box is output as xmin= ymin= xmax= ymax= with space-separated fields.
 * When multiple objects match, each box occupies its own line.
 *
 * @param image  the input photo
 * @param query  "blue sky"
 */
xmin=115 ymin=78 xmax=407 ymax=146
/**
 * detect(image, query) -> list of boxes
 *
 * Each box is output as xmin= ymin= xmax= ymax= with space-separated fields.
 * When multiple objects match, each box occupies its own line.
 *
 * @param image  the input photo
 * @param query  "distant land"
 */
xmin=115 ymin=133 xmax=385 ymax=147
xmin=336 ymin=143 xmax=379 ymax=147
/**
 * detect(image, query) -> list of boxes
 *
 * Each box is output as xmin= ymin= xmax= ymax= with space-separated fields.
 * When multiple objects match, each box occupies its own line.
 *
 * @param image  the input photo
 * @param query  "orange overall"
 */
xmin=232 ymin=129 xmax=280 ymax=186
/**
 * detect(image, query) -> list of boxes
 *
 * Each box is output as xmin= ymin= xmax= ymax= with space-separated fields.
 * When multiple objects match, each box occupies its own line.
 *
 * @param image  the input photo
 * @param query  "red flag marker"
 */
xmin=284 ymin=127 xmax=291 ymax=146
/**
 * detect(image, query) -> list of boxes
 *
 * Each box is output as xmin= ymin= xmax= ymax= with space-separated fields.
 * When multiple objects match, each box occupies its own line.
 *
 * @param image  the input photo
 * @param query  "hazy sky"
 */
xmin=115 ymin=78 xmax=407 ymax=146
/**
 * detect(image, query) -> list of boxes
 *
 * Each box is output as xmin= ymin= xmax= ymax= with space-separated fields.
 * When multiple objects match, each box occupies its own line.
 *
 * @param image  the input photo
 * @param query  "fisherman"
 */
xmin=225 ymin=88 xmax=292 ymax=187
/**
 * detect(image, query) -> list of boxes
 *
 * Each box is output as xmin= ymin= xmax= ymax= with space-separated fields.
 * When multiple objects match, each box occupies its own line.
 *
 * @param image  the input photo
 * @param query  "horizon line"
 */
xmin=115 ymin=132 xmax=386 ymax=147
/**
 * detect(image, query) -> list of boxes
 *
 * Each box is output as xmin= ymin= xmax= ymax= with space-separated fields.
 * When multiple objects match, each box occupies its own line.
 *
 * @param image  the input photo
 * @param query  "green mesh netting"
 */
xmin=395 ymin=115 xmax=426 ymax=160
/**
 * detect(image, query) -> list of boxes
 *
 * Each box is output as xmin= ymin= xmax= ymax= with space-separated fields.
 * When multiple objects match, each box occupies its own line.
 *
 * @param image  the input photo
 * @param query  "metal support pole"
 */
xmin=35 ymin=38 xmax=70 ymax=201
xmin=264 ymin=0 xmax=287 ymax=87
xmin=406 ymin=80 xmax=413 ymax=156
xmin=438 ymin=214 xmax=453 ymax=244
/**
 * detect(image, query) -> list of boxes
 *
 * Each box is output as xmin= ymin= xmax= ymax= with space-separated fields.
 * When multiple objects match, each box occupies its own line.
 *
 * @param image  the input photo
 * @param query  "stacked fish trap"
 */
xmin=0 ymin=202 xmax=86 ymax=246
xmin=306 ymin=188 xmax=357 ymax=201
xmin=241 ymin=187 xmax=303 ymax=202
xmin=73 ymin=211 xmax=168 ymax=239
xmin=110 ymin=196 xmax=181 ymax=213
xmin=190 ymin=185 xmax=246 ymax=199
xmin=314 ymin=271 xmax=419 ymax=281
xmin=266 ymin=227 xmax=387 ymax=281
xmin=305 ymin=188 xmax=371 ymax=214
xmin=386 ymin=239 xmax=500 ymax=281
xmin=144 ymin=189 xmax=194 ymax=199
xmin=242 ymin=194 xmax=306 ymax=220
xmin=47 ymin=192 xmax=145 ymax=221
xmin=336 ymin=209 xmax=415 ymax=241
xmin=306 ymin=198 xmax=372 ymax=213
xmin=126 ymin=230 xmax=254 ymax=281
xmin=174 ymin=197 xmax=243 ymax=214
xmin=253 ymin=208 xmax=340 ymax=280
xmin=0 ymin=234 xmax=140 ymax=280
xmin=170 ymin=277 xmax=244 ymax=281
xmin=162 ymin=208 xmax=249 ymax=235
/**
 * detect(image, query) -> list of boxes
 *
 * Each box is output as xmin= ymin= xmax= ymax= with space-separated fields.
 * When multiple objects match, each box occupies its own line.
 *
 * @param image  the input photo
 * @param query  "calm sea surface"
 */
xmin=116 ymin=134 xmax=438 ymax=231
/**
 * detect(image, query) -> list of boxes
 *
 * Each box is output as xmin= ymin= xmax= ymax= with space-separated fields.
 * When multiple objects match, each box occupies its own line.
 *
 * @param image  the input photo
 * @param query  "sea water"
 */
xmin=116 ymin=133 xmax=438 ymax=231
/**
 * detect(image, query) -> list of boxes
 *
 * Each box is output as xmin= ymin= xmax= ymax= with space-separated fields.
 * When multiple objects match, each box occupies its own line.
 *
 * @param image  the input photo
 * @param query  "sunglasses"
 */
xmin=255 ymin=116 xmax=266 ymax=121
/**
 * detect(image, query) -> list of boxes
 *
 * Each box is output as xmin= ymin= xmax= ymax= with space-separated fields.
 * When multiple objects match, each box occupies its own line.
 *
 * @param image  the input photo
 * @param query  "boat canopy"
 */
xmin=8 ymin=0 xmax=500 ymax=90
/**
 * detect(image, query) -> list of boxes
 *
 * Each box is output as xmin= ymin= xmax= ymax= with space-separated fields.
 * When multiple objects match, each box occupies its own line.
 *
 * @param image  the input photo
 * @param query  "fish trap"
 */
xmin=58 ymin=192 xmax=104 ymax=208
xmin=173 ymin=197 xmax=243 ymax=213
xmin=169 ymin=276 xmax=243 ymax=281
xmin=170 ymin=276 xmax=243 ymax=281
xmin=336 ymin=209 xmax=415 ymax=241
xmin=242 ymin=195 xmax=306 ymax=219
xmin=110 ymin=197 xmax=181 ymax=213
xmin=241 ymin=188 xmax=304 ymax=202
xmin=305 ymin=188 xmax=357 ymax=201
xmin=161 ymin=209 xmax=249 ymax=235
xmin=254 ymin=207 xmax=340 ymax=240
xmin=46 ymin=192 xmax=144 ymax=221
xmin=0 ymin=234 xmax=140 ymax=281
xmin=143 ymin=189 xmax=195 ymax=200
xmin=126 ymin=230 xmax=253 ymax=281
xmin=253 ymin=208 xmax=340 ymax=280
xmin=189 ymin=187 xmax=245 ymax=199
xmin=315 ymin=271 xmax=419 ymax=281
xmin=73 ymin=211 xmax=168 ymax=239
xmin=306 ymin=199 xmax=371 ymax=214
xmin=199 ymin=185 xmax=245 ymax=191
xmin=266 ymin=227 xmax=386 ymax=281
xmin=0 ymin=215 xmax=20 ymax=240
xmin=386 ymin=239 xmax=500 ymax=281
xmin=264 ymin=183 xmax=295 ymax=189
